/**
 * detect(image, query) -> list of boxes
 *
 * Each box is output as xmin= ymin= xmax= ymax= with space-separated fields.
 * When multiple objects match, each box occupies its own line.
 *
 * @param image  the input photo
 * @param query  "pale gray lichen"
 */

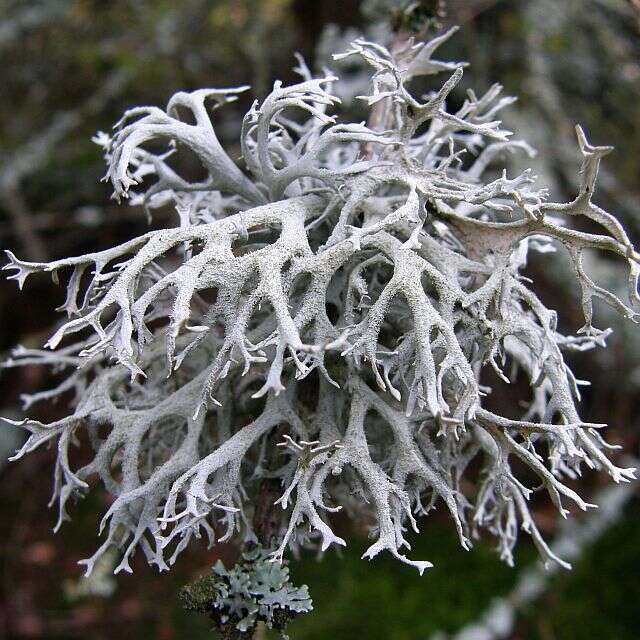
xmin=180 ymin=547 xmax=312 ymax=639
xmin=2 ymin=27 xmax=637 ymax=579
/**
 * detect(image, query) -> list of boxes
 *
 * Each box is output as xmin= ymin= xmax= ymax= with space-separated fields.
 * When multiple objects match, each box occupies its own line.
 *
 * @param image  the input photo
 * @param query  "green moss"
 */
xmin=180 ymin=575 xmax=219 ymax=615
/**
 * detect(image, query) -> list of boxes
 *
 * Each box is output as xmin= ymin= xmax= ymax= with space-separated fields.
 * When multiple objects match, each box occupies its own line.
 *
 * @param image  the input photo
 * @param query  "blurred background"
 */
xmin=1 ymin=1 xmax=639 ymax=638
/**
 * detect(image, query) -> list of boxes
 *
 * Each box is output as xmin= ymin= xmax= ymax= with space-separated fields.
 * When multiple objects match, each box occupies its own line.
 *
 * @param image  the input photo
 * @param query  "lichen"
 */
xmin=2 ymin=27 xmax=636 ymax=581
xmin=180 ymin=547 xmax=312 ymax=639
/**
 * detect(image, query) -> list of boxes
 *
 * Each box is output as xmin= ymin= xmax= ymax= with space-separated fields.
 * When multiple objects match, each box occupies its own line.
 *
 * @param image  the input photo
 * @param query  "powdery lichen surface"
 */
xmin=3 ymin=28 xmax=637 ymax=577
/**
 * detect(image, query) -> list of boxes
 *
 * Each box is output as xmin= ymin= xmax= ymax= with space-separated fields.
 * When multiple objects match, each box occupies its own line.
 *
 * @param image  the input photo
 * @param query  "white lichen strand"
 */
xmin=2 ymin=29 xmax=637 ymax=578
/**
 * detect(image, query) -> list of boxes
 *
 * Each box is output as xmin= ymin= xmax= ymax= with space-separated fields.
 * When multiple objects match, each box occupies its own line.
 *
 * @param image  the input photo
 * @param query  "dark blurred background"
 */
xmin=1 ymin=1 xmax=639 ymax=638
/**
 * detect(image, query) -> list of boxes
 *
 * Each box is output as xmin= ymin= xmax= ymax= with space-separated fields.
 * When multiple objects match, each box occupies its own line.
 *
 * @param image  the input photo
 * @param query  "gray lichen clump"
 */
xmin=180 ymin=547 xmax=312 ymax=639
xmin=2 ymin=27 xmax=638 ymax=580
